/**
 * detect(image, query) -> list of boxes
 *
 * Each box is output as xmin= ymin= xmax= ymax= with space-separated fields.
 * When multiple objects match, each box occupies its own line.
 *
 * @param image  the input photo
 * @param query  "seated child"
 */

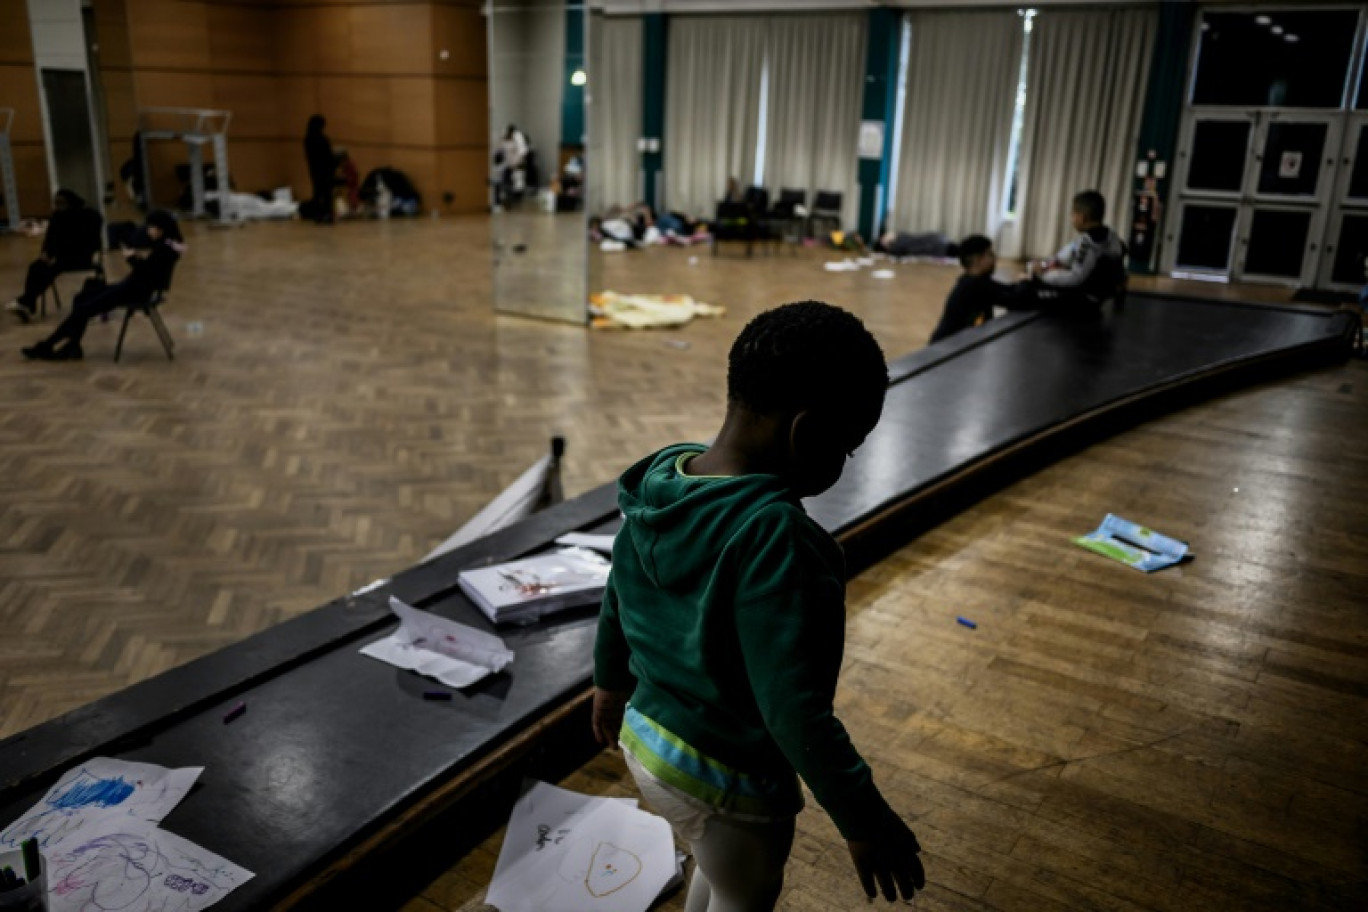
xmin=1021 ymin=189 xmax=1126 ymax=313
xmin=593 ymin=302 xmax=925 ymax=910
xmin=929 ymin=235 xmax=1008 ymax=344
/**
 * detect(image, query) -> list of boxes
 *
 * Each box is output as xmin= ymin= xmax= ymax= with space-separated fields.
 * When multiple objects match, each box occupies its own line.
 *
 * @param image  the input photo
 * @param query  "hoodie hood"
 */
xmin=616 ymin=444 xmax=797 ymax=590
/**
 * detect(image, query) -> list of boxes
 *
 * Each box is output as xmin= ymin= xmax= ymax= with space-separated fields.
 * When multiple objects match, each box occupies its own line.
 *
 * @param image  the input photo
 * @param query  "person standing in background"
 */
xmin=304 ymin=116 xmax=337 ymax=224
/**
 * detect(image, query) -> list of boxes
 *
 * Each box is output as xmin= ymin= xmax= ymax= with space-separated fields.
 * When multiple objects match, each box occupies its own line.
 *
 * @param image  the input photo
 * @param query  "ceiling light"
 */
xmin=1284 ymin=34 xmax=1299 ymax=43
xmin=1255 ymin=15 xmax=1271 ymax=26
xmin=1271 ymin=25 xmax=1283 ymax=35
xmin=570 ymin=69 xmax=587 ymax=87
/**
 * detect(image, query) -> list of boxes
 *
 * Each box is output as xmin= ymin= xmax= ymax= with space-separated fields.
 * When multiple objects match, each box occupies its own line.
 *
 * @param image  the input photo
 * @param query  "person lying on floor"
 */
xmin=1015 ymin=190 xmax=1125 ymax=315
xmin=5 ymin=190 xmax=100 ymax=323
xmin=22 ymin=210 xmax=183 ymax=362
xmin=929 ymin=235 xmax=1011 ymax=344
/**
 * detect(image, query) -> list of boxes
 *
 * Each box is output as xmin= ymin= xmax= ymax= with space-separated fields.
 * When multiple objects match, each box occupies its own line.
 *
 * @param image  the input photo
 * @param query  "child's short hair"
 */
xmin=1073 ymin=190 xmax=1106 ymax=223
xmin=956 ymin=235 xmax=992 ymax=267
xmin=728 ymin=301 xmax=888 ymax=433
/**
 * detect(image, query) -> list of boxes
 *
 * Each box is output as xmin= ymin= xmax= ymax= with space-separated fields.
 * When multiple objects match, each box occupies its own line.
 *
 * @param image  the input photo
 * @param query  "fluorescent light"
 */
xmin=1255 ymin=15 xmax=1271 ymax=25
xmin=1271 ymin=25 xmax=1284 ymax=35
xmin=570 ymin=69 xmax=587 ymax=87
xmin=1284 ymin=34 xmax=1299 ymax=43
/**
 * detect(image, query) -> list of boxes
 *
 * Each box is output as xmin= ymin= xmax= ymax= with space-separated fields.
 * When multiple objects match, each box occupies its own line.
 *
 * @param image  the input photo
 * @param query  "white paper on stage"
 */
xmin=487 ymin=781 xmax=676 ymax=912
xmin=425 ymin=449 xmax=558 ymax=562
xmin=44 ymin=818 xmax=253 ymax=912
xmin=360 ymin=596 xmax=515 ymax=688
xmin=553 ymin=532 xmax=616 ymax=555
xmin=0 ymin=758 xmax=202 ymax=851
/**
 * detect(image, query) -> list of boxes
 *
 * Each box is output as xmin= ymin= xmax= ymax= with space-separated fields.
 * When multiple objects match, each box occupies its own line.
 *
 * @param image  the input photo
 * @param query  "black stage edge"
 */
xmin=0 ymin=295 xmax=1356 ymax=911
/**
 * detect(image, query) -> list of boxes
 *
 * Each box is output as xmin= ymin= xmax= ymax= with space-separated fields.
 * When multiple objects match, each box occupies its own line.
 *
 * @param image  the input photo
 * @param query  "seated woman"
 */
xmin=22 ymin=211 xmax=183 ymax=362
xmin=5 ymin=190 xmax=100 ymax=322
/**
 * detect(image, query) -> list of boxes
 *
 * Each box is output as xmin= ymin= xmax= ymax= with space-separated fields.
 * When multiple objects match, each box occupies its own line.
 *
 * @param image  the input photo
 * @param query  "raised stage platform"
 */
xmin=0 ymin=294 xmax=1356 ymax=909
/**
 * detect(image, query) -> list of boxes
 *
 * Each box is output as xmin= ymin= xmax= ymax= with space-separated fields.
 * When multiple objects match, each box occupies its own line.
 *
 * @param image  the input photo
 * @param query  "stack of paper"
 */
xmin=459 ymin=548 xmax=610 ymax=625
xmin=0 ymin=758 xmax=253 ymax=912
xmin=360 ymin=596 xmax=515 ymax=688
xmin=486 ymin=781 xmax=681 ymax=912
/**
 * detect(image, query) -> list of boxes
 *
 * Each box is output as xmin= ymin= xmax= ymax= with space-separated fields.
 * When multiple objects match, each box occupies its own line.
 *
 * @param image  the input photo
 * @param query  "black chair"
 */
xmin=743 ymin=186 xmax=784 ymax=253
xmin=115 ymin=265 xmax=177 ymax=363
xmin=769 ymin=188 xmax=806 ymax=239
xmin=808 ymin=190 xmax=844 ymax=239
xmin=711 ymin=200 xmax=758 ymax=258
xmin=40 ymin=209 xmax=105 ymax=319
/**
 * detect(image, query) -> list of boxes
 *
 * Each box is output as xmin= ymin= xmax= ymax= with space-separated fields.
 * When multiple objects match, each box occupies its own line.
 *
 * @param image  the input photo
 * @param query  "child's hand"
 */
xmin=847 ymin=821 xmax=925 ymax=902
xmin=591 ymin=688 xmax=630 ymax=747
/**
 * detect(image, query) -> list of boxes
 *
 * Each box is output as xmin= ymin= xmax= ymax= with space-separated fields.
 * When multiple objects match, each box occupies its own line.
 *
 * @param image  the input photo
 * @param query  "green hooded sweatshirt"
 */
xmin=594 ymin=443 xmax=902 ymax=841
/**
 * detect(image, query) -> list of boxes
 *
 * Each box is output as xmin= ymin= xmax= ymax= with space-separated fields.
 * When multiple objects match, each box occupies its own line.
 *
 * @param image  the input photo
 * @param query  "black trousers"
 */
xmin=44 ymin=280 xmax=147 ymax=347
xmin=19 ymin=258 xmax=85 ymax=307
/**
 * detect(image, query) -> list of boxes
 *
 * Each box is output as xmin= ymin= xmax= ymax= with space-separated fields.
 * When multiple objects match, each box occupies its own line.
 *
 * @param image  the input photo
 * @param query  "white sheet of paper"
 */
xmin=0 ymin=758 xmax=202 ymax=851
xmin=360 ymin=596 xmax=514 ymax=688
xmin=487 ymin=782 xmax=675 ymax=912
xmin=44 ymin=818 xmax=253 ymax=912
xmin=554 ymin=532 xmax=616 ymax=555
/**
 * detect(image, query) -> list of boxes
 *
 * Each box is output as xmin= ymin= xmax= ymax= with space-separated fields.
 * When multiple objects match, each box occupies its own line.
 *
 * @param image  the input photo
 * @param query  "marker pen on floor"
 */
xmin=223 ymin=701 xmax=247 ymax=723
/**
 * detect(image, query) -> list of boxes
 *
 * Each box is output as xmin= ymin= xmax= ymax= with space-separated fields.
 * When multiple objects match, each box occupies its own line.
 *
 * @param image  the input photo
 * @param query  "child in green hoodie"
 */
xmin=593 ymin=301 xmax=924 ymax=910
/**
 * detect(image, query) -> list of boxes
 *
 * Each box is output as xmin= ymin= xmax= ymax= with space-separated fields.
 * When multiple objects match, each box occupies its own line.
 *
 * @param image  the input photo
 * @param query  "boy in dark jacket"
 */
xmin=593 ymin=302 xmax=925 ymax=910
xmin=930 ymin=235 xmax=1008 ymax=343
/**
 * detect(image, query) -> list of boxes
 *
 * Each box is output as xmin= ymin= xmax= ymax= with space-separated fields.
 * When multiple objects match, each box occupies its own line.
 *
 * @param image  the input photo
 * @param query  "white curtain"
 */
xmin=762 ymin=14 xmax=867 ymax=230
xmin=1016 ymin=7 xmax=1157 ymax=258
xmin=588 ymin=15 xmax=643 ymax=214
xmin=892 ymin=11 xmax=1023 ymax=242
xmin=664 ymin=17 xmax=767 ymax=217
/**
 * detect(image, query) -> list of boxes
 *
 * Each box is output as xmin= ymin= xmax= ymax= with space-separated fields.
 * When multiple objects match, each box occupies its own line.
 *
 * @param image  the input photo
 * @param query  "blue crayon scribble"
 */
xmin=49 ymin=773 xmax=135 ymax=810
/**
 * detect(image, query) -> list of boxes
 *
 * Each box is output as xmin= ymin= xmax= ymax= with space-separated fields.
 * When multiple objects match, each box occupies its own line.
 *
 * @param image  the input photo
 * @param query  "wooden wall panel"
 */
xmin=133 ymin=70 xmax=215 ymax=111
xmin=348 ymin=5 xmax=432 ymax=76
xmin=212 ymin=73 xmax=284 ymax=139
xmin=273 ymin=8 xmax=321 ymax=75
xmin=0 ymin=66 xmax=46 ymax=143
xmin=11 ymin=143 xmax=52 ymax=218
xmin=207 ymin=4 xmax=277 ymax=74
xmin=227 ymin=139 xmax=293 ymax=193
xmin=101 ymin=69 xmax=139 ymax=143
xmin=390 ymin=76 xmax=436 ymax=147
xmin=316 ymin=75 xmax=388 ymax=144
xmin=432 ymin=2 xmax=485 ymax=80
xmin=125 ymin=0 xmax=212 ymax=71
xmin=92 ymin=0 xmax=133 ymax=70
xmin=0 ymin=0 xmax=35 ymax=65
xmin=277 ymin=75 xmax=320 ymax=144
xmin=435 ymin=76 xmax=486 ymax=149
xmin=438 ymin=147 xmax=487 ymax=213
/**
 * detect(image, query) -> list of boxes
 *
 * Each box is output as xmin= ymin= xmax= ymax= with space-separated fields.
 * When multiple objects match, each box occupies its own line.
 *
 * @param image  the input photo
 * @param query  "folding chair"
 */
xmin=115 ymin=289 xmax=175 ymax=362
xmin=808 ymin=190 xmax=844 ymax=239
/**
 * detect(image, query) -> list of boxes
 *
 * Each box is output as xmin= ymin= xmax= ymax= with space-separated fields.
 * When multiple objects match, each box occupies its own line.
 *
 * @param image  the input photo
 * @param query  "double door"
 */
xmin=1164 ymin=110 xmax=1346 ymax=287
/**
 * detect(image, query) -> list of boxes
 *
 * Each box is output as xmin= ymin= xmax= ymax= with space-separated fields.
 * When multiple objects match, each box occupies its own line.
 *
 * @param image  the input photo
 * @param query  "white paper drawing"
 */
xmin=44 ymin=818 xmax=253 ymax=912
xmin=487 ymin=782 xmax=675 ymax=912
xmin=360 ymin=596 xmax=515 ymax=688
xmin=553 ymin=532 xmax=616 ymax=555
xmin=0 ymin=758 xmax=202 ymax=851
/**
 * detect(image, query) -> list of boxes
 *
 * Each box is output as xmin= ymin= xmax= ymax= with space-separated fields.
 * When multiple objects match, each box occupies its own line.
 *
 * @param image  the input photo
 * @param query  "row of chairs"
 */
xmin=712 ymin=187 xmax=844 ymax=257
xmin=35 ymin=215 xmax=176 ymax=362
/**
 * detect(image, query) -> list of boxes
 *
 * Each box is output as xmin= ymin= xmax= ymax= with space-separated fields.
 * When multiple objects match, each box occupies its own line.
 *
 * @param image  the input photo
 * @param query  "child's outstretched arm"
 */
xmin=734 ymin=507 xmax=925 ymax=902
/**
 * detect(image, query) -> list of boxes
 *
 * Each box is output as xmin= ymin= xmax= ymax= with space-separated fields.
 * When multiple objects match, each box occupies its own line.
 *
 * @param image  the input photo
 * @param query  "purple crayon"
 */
xmin=223 ymin=701 xmax=247 ymax=724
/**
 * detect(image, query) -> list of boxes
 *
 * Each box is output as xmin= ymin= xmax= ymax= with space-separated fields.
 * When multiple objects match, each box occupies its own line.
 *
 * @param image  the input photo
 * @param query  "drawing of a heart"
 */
xmin=585 ymin=842 xmax=643 ymax=898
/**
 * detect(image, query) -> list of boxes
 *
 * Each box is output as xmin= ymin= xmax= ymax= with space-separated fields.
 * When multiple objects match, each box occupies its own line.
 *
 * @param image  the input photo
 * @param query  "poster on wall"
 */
xmin=858 ymin=121 xmax=885 ymax=160
xmin=1279 ymin=151 xmax=1303 ymax=180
